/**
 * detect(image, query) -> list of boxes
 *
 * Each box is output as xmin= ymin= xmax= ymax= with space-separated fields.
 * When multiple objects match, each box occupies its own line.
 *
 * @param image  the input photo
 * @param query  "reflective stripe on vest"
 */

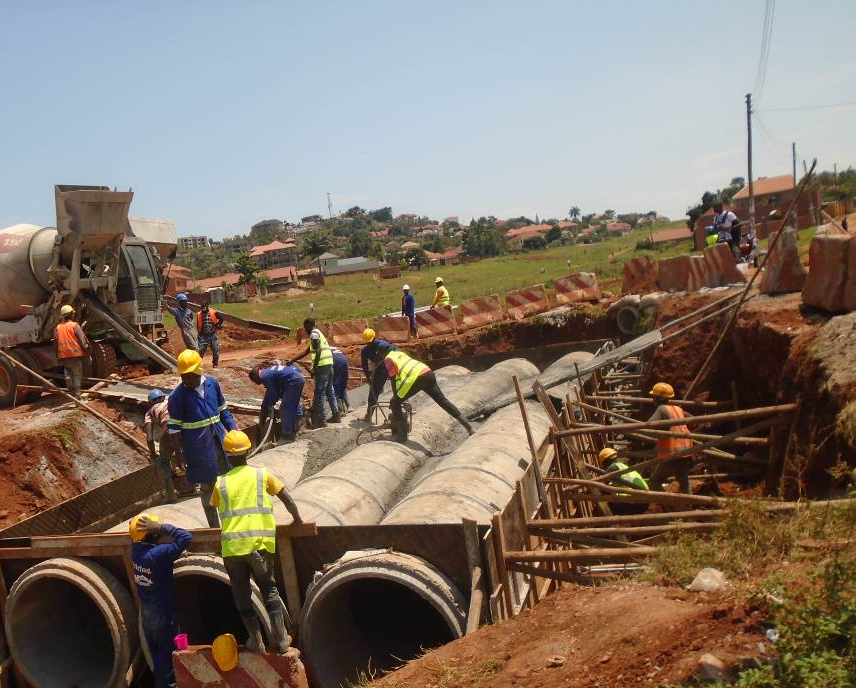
xmin=216 ymin=465 xmax=276 ymax=557
xmin=196 ymin=310 xmax=220 ymax=333
xmin=168 ymin=414 xmax=222 ymax=431
xmin=55 ymin=321 xmax=84 ymax=359
xmin=310 ymin=329 xmax=334 ymax=367
xmin=655 ymin=405 xmax=693 ymax=458
xmin=435 ymin=286 xmax=450 ymax=306
xmin=386 ymin=350 xmax=429 ymax=398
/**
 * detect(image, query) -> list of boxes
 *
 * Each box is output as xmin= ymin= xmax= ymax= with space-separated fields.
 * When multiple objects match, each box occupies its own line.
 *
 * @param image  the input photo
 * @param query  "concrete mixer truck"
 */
xmin=0 ymin=185 xmax=177 ymax=406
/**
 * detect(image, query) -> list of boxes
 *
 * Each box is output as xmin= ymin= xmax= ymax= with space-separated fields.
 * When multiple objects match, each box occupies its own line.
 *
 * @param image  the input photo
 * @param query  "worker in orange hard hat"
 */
xmin=647 ymin=382 xmax=694 ymax=494
xmin=53 ymin=304 xmax=90 ymax=398
xmin=130 ymin=513 xmax=193 ymax=688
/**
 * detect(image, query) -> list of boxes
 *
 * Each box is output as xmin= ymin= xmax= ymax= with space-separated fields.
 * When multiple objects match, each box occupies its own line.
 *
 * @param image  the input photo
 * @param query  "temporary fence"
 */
xmin=459 ymin=295 xmax=504 ymax=330
xmin=505 ymin=284 xmax=550 ymax=320
xmin=414 ymin=305 xmax=457 ymax=337
xmin=553 ymin=273 xmax=601 ymax=304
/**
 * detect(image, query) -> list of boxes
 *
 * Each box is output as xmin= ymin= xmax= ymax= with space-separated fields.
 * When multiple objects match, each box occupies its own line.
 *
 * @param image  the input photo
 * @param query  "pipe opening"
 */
xmin=8 ymin=578 xmax=115 ymax=688
xmin=308 ymin=577 xmax=458 ymax=687
xmin=173 ymin=574 xmax=251 ymax=645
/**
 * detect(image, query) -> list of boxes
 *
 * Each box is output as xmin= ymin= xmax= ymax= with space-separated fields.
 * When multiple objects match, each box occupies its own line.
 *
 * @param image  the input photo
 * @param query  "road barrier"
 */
xmin=703 ymin=243 xmax=747 ymax=286
xmin=802 ymin=234 xmax=855 ymax=312
xmin=554 ymin=273 xmax=601 ymax=304
xmin=622 ymin=256 xmax=658 ymax=294
xmin=375 ymin=315 xmax=411 ymax=343
xmin=505 ymin=284 xmax=550 ymax=320
xmin=415 ymin=305 xmax=457 ymax=337
xmin=174 ymin=647 xmax=308 ymax=688
xmin=459 ymin=295 xmax=504 ymax=330
xmin=327 ymin=318 xmax=369 ymax=346
xmin=687 ymin=256 xmax=709 ymax=291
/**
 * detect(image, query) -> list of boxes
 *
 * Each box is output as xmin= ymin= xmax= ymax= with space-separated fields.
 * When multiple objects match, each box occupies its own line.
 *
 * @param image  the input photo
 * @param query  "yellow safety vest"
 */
xmin=386 ymin=350 xmax=430 ymax=399
xmin=215 ymin=465 xmax=276 ymax=557
xmin=309 ymin=329 xmax=333 ymax=368
xmin=435 ymin=286 xmax=450 ymax=306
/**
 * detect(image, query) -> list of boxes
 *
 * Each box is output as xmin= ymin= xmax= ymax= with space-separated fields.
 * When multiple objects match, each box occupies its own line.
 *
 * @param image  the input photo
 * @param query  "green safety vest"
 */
xmin=310 ymin=329 xmax=333 ymax=368
xmin=435 ymin=286 xmax=450 ymax=306
xmin=386 ymin=350 xmax=430 ymax=399
xmin=216 ymin=465 xmax=276 ymax=557
xmin=608 ymin=462 xmax=649 ymax=492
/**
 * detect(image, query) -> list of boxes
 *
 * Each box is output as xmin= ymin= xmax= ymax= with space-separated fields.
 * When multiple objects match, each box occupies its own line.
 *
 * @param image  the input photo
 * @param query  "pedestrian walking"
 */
xmin=144 ymin=389 xmax=177 ymax=503
xmin=360 ymin=328 xmax=397 ymax=422
xmin=53 ymin=304 xmax=89 ymax=398
xmin=196 ymin=303 xmax=223 ymax=367
xmin=288 ymin=318 xmax=340 ymax=427
xmin=401 ymin=284 xmax=417 ymax=335
xmin=250 ymin=363 xmax=305 ymax=443
xmin=168 ymin=293 xmax=199 ymax=352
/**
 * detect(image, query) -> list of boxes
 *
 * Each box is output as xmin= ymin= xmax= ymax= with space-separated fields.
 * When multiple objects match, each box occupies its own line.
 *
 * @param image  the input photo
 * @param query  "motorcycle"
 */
xmin=736 ymin=229 xmax=759 ymax=267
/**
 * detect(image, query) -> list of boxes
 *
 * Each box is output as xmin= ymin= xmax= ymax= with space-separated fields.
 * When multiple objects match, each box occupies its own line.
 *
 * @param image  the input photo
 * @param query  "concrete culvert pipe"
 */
xmin=5 ymin=557 xmax=139 ymax=688
xmin=616 ymin=305 xmax=641 ymax=335
xmin=300 ymin=550 xmax=466 ymax=688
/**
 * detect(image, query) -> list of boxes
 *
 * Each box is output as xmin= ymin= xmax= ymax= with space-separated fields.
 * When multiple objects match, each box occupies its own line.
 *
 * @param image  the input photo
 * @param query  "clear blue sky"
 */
xmin=1 ymin=1 xmax=854 ymax=238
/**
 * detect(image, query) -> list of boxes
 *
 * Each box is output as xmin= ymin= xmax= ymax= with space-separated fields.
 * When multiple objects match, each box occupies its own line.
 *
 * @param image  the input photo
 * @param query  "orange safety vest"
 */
xmin=196 ymin=309 xmax=220 ymax=334
xmin=55 ymin=321 xmax=85 ymax=359
xmin=655 ymin=405 xmax=693 ymax=458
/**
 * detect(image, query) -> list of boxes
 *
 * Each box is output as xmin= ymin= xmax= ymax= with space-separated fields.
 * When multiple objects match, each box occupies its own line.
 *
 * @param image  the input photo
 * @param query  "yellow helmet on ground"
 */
xmin=223 ymin=430 xmax=252 ymax=455
xmin=434 ymin=277 xmax=443 ymax=284
xmin=211 ymin=633 xmax=239 ymax=671
xmin=362 ymin=328 xmax=376 ymax=343
xmin=60 ymin=304 xmax=75 ymax=316
xmin=129 ymin=513 xmax=160 ymax=542
xmin=650 ymin=382 xmax=675 ymax=399
xmin=177 ymin=349 xmax=203 ymax=375
xmin=598 ymin=447 xmax=618 ymax=463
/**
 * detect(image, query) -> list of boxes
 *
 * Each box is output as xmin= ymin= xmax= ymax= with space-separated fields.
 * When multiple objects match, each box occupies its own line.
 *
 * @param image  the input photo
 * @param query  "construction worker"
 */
xmin=331 ymin=346 xmax=350 ymax=414
xmin=130 ymin=513 xmax=193 ymax=688
xmin=380 ymin=348 xmax=473 ymax=442
xmin=431 ymin=277 xmax=450 ymax=308
xmin=646 ymin=382 xmax=694 ymax=494
xmin=53 ymin=304 xmax=90 ymax=399
xmin=401 ymin=284 xmax=417 ymax=335
xmin=360 ymin=328 xmax=396 ymax=422
xmin=288 ymin=318 xmax=340 ymax=428
xmin=167 ymin=350 xmax=237 ymax=527
xmin=598 ymin=447 xmax=649 ymax=516
xmin=196 ymin=303 xmax=223 ymax=367
xmin=212 ymin=430 xmax=302 ymax=654
xmin=249 ymin=362 xmax=305 ymax=443
xmin=169 ymin=293 xmax=199 ymax=352
xmin=145 ymin=389 xmax=177 ymax=503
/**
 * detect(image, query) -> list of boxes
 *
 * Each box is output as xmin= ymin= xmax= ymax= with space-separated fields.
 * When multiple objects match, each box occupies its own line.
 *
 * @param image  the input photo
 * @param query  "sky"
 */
xmin=1 ymin=1 xmax=854 ymax=239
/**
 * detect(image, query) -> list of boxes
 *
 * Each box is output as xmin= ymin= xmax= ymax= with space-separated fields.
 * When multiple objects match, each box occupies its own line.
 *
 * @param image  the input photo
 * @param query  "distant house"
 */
xmin=494 ymin=219 xmax=508 ymax=227
xmin=417 ymin=225 xmax=442 ymax=237
xmin=443 ymin=216 xmax=459 ymax=224
xmin=400 ymin=241 xmax=421 ymax=251
xmin=178 ymin=235 xmax=210 ymax=252
xmin=606 ymin=222 xmax=632 ymax=235
xmin=222 ymin=235 xmax=254 ymax=254
xmin=166 ymin=265 xmax=194 ymax=295
xmin=263 ymin=266 xmax=298 ymax=293
xmin=396 ymin=213 xmax=418 ymax=222
xmin=504 ymin=224 xmax=552 ymax=250
xmin=324 ymin=256 xmax=382 ymax=276
xmin=651 ymin=227 xmax=693 ymax=247
xmin=310 ymin=251 xmax=341 ymax=273
xmin=557 ymin=220 xmax=578 ymax=230
xmin=249 ymin=239 xmax=298 ymax=269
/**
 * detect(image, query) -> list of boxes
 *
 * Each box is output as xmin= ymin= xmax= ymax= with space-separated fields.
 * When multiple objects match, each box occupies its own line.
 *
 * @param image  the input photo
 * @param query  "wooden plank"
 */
xmin=490 ymin=514 xmax=514 ymax=618
xmin=277 ymin=534 xmax=303 ymax=621
xmin=482 ymin=529 xmax=502 ymax=623
xmin=506 ymin=561 xmax=593 ymax=585
xmin=512 ymin=375 xmax=548 ymax=516
xmin=462 ymin=519 xmax=484 ymax=635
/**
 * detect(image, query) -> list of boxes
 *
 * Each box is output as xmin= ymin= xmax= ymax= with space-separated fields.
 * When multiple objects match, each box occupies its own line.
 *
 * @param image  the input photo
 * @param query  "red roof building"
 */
xmin=249 ymin=239 xmax=297 ymax=269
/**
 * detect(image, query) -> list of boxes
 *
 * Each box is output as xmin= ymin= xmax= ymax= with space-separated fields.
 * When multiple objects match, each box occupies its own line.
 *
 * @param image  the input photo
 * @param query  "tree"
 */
xmin=369 ymin=206 xmax=393 ymax=223
xmin=345 ymin=206 xmax=365 ymax=218
xmin=404 ymin=247 xmax=428 ymax=269
xmin=463 ymin=217 xmax=504 ymax=258
xmin=347 ymin=229 xmax=373 ymax=258
xmin=546 ymin=225 xmax=562 ymax=243
xmin=604 ymin=209 xmax=616 ymax=220
xmin=522 ymin=235 xmax=547 ymax=251
xmin=234 ymin=254 xmax=260 ymax=285
xmin=581 ymin=213 xmax=596 ymax=227
xmin=569 ymin=206 xmax=581 ymax=221
xmin=302 ymin=231 xmax=333 ymax=274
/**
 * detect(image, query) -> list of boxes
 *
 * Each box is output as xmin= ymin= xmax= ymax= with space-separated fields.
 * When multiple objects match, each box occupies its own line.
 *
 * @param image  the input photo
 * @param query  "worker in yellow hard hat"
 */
xmin=53 ymin=304 xmax=90 ymax=398
xmin=211 ymin=430 xmax=302 ymax=654
xmin=647 ymin=382 xmax=694 ymax=494
xmin=167 ymin=350 xmax=238 ymax=527
xmin=359 ymin=328 xmax=397 ymax=422
xmin=597 ymin=447 xmax=650 ymax=516
xmin=431 ymin=276 xmax=450 ymax=308
xmin=129 ymin=512 xmax=192 ymax=688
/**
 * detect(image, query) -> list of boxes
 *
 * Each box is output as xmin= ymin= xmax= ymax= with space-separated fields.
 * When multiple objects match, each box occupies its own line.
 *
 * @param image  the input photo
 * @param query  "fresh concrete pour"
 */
xmin=2 ymin=352 xmax=592 ymax=688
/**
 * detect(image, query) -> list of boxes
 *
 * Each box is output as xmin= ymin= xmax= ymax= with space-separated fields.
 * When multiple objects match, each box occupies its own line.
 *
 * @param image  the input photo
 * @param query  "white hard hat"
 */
xmin=402 ymin=284 xmax=410 ymax=290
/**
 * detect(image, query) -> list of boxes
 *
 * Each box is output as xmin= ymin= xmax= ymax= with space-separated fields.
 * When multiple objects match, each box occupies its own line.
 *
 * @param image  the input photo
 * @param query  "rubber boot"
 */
xmin=390 ymin=411 xmax=408 ymax=443
xmin=242 ymin=616 xmax=265 ymax=653
xmin=327 ymin=414 xmax=342 ymax=423
xmin=362 ymin=408 xmax=373 ymax=423
xmin=268 ymin=609 xmax=291 ymax=654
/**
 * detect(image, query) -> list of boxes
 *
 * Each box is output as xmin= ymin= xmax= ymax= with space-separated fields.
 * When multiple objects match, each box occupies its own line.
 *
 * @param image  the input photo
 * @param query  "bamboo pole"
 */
xmin=586 ymin=395 xmax=730 ymax=409
xmin=530 ymin=521 xmax=721 ymax=538
xmin=505 ymin=547 xmax=659 ymax=563
xmin=554 ymin=478 xmax=726 ymax=506
xmin=513 ymin=375 xmax=548 ymax=517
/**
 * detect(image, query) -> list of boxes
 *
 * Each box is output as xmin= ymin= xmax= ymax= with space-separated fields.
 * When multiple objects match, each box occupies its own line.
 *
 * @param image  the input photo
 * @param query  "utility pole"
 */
xmin=792 ymin=142 xmax=796 ymax=186
xmin=326 ymin=192 xmax=332 ymax=219
xmin=746 ymin=93 xmax=755 ymax=234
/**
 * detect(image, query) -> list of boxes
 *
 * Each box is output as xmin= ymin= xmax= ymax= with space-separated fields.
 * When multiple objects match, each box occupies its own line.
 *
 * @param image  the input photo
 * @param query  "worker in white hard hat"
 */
xmin=431 ymin=277 xmax=450 ymax=308
xmin=130 ymin=513 xmax=192 ymax=688
xmin=167 ymin=350 xmax=237 ymax=527
xmin=212 ymin=430 xmax=301 ymax=654
xmin=53 ymin=304 xmax=90 ymax=398
xmin=401 ymin=284 xmax=417 ymax=336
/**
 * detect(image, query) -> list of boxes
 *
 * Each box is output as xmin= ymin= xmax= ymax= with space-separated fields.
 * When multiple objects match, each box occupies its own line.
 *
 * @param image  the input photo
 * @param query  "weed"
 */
xmin=53 ymin=426 xmax=75 ymax=451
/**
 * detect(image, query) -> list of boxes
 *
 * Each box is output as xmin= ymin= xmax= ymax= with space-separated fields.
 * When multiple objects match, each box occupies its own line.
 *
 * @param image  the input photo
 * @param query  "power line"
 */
xmin=754 ymin=114 xmax=789 ymax=167
xmin=759 ymin=100 xmax=856 ymax=112
xmin=753 ymin=0 xmax=776 ymax=104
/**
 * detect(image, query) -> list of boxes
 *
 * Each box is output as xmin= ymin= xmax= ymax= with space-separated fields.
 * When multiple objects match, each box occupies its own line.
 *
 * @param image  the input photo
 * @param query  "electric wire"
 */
xmin=753 ymin=0 xmax=776 ymax=104
xmin=759 ymin=100 xmax=856 ymax=112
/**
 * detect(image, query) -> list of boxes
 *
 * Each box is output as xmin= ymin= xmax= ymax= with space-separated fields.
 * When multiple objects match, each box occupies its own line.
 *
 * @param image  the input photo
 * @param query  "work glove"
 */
xmin=137 ymin=516 xmax=163 ymax=538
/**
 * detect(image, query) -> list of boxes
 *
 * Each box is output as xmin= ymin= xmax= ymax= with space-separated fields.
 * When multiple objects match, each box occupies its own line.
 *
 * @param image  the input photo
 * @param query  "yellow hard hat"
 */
xmin=598 ymin=447 xmax=618 ymax=463
xmin=362 ymin=328 xmax=376 ymax=343
xmin=212 ymin=633 xmax=238 ymax=671
xmin=129 ymin=513 xmax=160 ymax=542
xmin=650 ymin=382 xmax=675 ymax=399
xmin=434 ymin=277 xmax=443 ymax=284
xmin=60 ymin=304 xmax=75 ymax=316
xmin=223 ymin=429 xmax=252 ymax=455
xmin=176 ymin=349 xmax=203 ymax=375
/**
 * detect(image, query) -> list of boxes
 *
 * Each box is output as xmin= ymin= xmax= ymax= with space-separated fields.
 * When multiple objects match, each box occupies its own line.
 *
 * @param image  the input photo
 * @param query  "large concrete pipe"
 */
xmin=5 ymin=557 xmax=139 ymax=688
xmin=299 ymin=550 xmax=467 ymax=688
xmin=382 ymin=400 xmax=551 ymax=525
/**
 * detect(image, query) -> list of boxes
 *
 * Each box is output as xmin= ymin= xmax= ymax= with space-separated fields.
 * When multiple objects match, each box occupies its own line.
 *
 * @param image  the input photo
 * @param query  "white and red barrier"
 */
xmin=703 ymin=243 xmax=747 ymax=286
xmin=415 ymin=305 xmax=457 ymax=337
xmin=505 ymin=284 xmax=550 ymax=320
xmin=459 ymin=294 xmax=504 ymax=330
xmin=687 ymin=256 xmax=710 ymax=291
xmin=554 ymin=273 xmax=601 ymax=304
xmin=327 ymin=318 xmax=369 ymax=346
xmin=174 ymin=647 xmax=308 ymax=688
xmin=375 ymin=315 xmax=411 ymax=343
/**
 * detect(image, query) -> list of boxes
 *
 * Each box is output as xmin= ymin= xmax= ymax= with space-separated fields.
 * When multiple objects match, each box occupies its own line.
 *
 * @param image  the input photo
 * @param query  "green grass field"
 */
xmin=210 ymin=221 xmax=694 ymax=331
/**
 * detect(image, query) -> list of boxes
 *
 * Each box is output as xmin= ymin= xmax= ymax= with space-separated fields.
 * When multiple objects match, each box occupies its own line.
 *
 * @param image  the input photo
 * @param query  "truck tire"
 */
xmin=91 ymin=342 xmax=118 ymax=379
xmin=13 ymin=350 xmax=43 ymax=404
xmin=0 ymin=351 xmax=34 ymax=407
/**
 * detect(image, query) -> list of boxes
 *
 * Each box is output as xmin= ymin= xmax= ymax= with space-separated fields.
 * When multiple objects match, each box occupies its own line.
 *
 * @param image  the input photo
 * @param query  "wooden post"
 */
xmin=462 ymin=518 xmax=485 ymax=635
xmin=512 ymin=375 xmax=549 ymax=518
xmin=490 ymin=514 xmax=514 ymax=619
xmin=277 ymin=532 xmax=303 ymax=622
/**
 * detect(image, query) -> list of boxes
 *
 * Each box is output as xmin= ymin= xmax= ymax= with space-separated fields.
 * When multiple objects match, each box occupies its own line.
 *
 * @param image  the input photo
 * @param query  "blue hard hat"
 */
xmin=176 ymin=293 xmax=188 ymax=301
xmin=147 ymin=389 xmax=165 ymax=403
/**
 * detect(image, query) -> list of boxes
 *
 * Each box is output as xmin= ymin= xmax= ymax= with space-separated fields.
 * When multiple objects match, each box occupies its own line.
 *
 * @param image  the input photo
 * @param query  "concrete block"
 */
xmin=759 ymin=227 xmax=806 ymax=295
xmin=845 ymin=236 xmax=856 ymax=311
xmin=622 ymin=256 xmax=658 ymax=294
xmin=656 ymin=255 xmax=690 ymax=292
xmin=687 ymin=256 xmax=709 ymax=291
xmin=703 ymin=243 xmax=746 ymax=286
xmin=802 ymin=234 xmax=851 ymax=312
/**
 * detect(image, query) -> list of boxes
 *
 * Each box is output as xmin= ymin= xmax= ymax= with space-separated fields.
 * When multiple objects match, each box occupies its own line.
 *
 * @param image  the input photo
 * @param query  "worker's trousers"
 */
xmin=62 ymin=358 xmax=84 ymax=399
xmin=224 ymin=550 xmax=283 ymax=620
xmin=312 ymin=365 xmax=338 ymax=424
xmin=140 ymin=605 xmax=177 ymax=688
xmin=199 ymin=446 xmax=229 ymax=527
xmin=332 ymin=352 xmax=349 ymax=410
xmin=649 ymin=458 xmax=692 ymax=495
xmin=390 ymin=371 xmax=466 ymax=428
xmin=156 ymin=439 xmax=176 ymax=503
xmin=367 ymin=365 xmax=389 ymax=408
xmin=198 ymin=333 xmax=220 ymax=366
xmin=279 ymin=379 xmax=305 ymax=436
